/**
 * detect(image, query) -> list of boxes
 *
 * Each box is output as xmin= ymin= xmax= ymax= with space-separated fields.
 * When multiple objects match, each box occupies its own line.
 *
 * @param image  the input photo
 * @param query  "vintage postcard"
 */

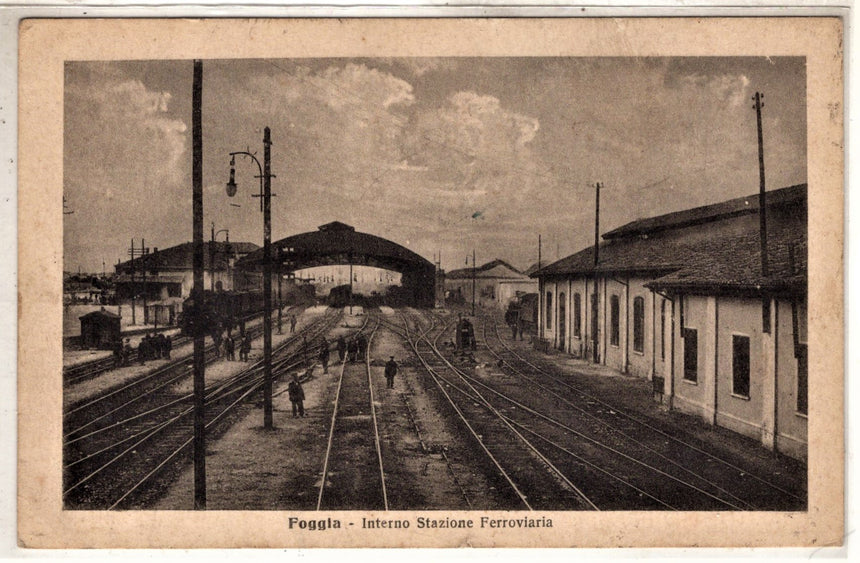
xmin=17 ymin=17 xmax=843 ymax=548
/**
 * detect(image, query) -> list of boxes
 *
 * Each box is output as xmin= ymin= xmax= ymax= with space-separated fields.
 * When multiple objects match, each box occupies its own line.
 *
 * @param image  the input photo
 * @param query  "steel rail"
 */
xmin=397 ymin=312 xmax=534 ymax=511
xmin=65 ymin=309 xmax=343 ymax=506
xmin=486 ymin=314 xmax=804 ymax=503
xmin=315 ymin=314 xmax=373 ymax=510
xmin=412 ymin=312 xmax=600 ymax=511
xmin=481 ymin=319 xmax=754 ymax=510
xmin=365 ymin=316 xmax=389 ymax=510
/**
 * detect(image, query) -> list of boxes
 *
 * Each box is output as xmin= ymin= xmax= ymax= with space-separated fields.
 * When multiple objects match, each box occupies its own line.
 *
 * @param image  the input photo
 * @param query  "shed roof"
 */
xmin=446 ymin=259 xmax=527 ymax=280
xmin=79 ymin=309 xmax=120 ymax=320
xmin=237 ymin=222 xmax=434 ymax=273
xmin=116 ymin=241 xmax=259 ymax=272
xmin=535 ymin=184 xmax=807 ymax=295
xmin=603 ymin=183 xmax=806 ymax=240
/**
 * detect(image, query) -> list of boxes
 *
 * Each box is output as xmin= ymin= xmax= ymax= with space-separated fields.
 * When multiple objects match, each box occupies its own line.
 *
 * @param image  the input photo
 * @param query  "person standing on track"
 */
xmin=288 ymin=373 xmax=305 ymax=418
xmin=319 ymin=338 xmax=330 ymax=374
xmin=336 ymin=335 xmax=347 ymax=364
xmin=225 ymin=334 xmax=235 ymax=361
xmin=290 ymin=314 xmax=297 ymax=334
xmin=384 ymin=356 xmax=398 ymax=389
xmin=240 ymin=333 xmax=251 ymax=361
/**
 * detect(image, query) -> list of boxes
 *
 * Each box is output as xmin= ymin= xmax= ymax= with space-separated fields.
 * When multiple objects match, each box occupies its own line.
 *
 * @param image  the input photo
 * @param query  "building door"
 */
xmin=590 ymin=292 xmax=599 ymax=363
xmin=558 ymin=293 xmax=566 ymax=351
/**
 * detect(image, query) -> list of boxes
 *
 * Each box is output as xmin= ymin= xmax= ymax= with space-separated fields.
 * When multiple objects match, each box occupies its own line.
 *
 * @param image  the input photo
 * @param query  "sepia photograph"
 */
xmin=17 ymin=17 xmax=843 ymax=548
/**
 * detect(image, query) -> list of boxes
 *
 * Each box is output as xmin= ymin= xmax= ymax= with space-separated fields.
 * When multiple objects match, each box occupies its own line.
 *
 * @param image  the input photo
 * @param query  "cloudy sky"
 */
xmin=63 ymin=57 xmax=806 ymax=274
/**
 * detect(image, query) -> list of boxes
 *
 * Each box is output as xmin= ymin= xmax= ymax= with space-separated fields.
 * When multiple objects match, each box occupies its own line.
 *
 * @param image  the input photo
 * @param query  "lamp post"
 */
xmin=210 ymin=223 xmax=230 ymax=293
xmin=226 ymin=127 xmax=276 ymax=430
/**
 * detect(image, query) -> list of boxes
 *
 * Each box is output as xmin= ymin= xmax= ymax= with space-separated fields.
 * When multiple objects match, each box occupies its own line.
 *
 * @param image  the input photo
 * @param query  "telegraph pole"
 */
xmin=753 ymin=92 xmax=768 ymax=277
xmin=471 ymin=248 xmax=476 ymax=316
xmin=191 ymin=59 xmax=206 ymax=510
xmin=593 ymin=182 xmax=601 ymax=266
xmin=538 ymin=234 xmax=542 ymax=341
xmin=262 ymin=127 xmax=274 ymax=430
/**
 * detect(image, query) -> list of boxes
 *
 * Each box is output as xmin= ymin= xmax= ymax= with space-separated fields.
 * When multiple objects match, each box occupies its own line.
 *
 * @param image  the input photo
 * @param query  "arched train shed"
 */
xmin=236 ymin=222 xmax=436 ymax=308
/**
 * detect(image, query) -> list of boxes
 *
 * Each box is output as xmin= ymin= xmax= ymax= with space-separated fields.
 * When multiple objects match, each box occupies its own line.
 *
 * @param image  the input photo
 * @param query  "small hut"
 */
xmin=79 ymin=307 xmax=121 ymax=349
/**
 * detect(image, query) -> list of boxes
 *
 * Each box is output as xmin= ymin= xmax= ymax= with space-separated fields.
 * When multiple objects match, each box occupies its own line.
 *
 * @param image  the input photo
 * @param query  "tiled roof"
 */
xmin=116 ymin=241 xmax=259 ymax=272
xmin=603 ymin=184 xmax=806 ymax=240
xmin=446 ymin=259 xmax=527 ymax=280
xmin=535 ymin=184 xmax=807 ymax=295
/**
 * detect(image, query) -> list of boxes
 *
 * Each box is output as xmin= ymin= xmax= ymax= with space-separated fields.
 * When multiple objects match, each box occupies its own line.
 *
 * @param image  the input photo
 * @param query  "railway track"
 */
xmin=62 ymin=308 xmax=343 ymax=509
xmin=316 ymin=314 xmax=389 ymax=510
xmin=63 ymin=306 xmax=302 ymax=386
xmin=479 ymin=314 xmax=806 ymax=511
xmin=389 ymin=310 xmax=598 ymax=511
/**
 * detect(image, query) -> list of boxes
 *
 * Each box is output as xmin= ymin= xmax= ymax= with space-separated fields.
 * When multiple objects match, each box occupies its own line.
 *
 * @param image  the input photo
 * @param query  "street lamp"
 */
xmin=210 ymin=223 xmax=230 ymax=293
xmin=226 ymin=127 xmax=276 ymax=430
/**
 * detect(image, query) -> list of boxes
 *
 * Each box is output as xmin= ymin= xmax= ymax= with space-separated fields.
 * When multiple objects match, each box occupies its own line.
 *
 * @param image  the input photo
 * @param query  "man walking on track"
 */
xmin=319 ymin=338 xmax=330 ymax=374
xmin=288 ymin=373 xmax=305 ymax=418
xmin=384 ymin=356 xmax=398 ymax=389
xmin=337 ymin=335 xmax=347 ymax=364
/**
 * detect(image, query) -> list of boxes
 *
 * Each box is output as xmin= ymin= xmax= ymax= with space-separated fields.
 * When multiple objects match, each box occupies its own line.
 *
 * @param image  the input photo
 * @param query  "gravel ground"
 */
xmin=134 ymin=306 xmax=804 ymax=511
xmin=151 ymin=307 xmax=512 ymax=510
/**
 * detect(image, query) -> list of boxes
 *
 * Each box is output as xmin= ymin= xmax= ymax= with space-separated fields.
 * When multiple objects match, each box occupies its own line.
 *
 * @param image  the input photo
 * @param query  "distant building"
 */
xmin=114 ymin=241 xmax=260 ymax=301
xmin=445 ymin=259 xmax=538 ymax=310
xmin=533 ymin=184 xmax=807 ymax=460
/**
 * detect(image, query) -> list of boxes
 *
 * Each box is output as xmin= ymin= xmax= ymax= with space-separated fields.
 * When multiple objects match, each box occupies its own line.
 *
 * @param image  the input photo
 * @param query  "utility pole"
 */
xmin=538 ymin=234 xmax=542 ymax=341
xmin=191 ymin=59 xmax=206 ymax=510
xmin=593 ymin=182 xmax=601 ymax=266
xmin=262 ymin=127 xmax=273 ymax=430
xmin=129 ymin=238 xmax=136 ymax=325
xmin=753 ymin=92 xmax=768 ymax=277
xmin=227 ymin=127 xmax=276 ymax=430
xmin=141 ymin=239 xmax=147 ymax=324
xmin=471 ymin=248 xmax=476 ymax=316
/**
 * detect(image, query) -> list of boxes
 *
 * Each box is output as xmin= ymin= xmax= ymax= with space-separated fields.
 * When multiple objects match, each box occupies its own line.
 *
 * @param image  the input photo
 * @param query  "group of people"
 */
xmin=216 ymin=332 xmax=252 ymax=362
xmin=113 ymin=333 xmax=173 ymax=367
xmin=334 ymin=334 xmax=369 ymax=364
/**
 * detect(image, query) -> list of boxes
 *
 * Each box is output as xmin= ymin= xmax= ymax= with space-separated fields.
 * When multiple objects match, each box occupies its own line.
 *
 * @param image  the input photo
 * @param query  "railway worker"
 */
xmin=384 ymin=356 xmax=398 ymax=389
xmin=336 ymin=335 xmax=347 ymax=364
xmin=122 ymin=338 xmax=132 ymax=365
xmin=357 ymin=334 xmax=368 ymax=362
xmin=113 ymin=339 xmax=124 ymax=368
xmin=348 ymin=338 xmax=359 ymax=363
xmin=164 ymin=334 xmax=172 ymax=360
xmin=290 ymin=314 xmax=297 ymax=334
xmin=319 ymin=338 xmax=330 ymax=374
xmin=287 ymin=373 xmax=306 ymax=418
xmin=157 ymin=333 xmax=168 ymax=359
xmin=138 ymin=336 xmax=150 ymax=365
xmin=225 ymin=334 xmax=235 ymax=361
xmin=240 ymin=334 xmax=251 ymax=362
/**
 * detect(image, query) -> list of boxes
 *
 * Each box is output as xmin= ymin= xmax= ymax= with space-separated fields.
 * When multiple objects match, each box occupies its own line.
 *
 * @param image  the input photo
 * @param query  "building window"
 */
xmin=797 ymin=344 xmax=808 ymax=415
xmin=610 ymin=295 xmax=620 ymax=346
xmin=633 ymin=296 xmax=645 ymax=353
xmin=660 ymin=299 xmax=666 ymax=361
xmin=545 ymin=291 xmax=552 ymax=329
xmin=683 ymin=328 xmax=698 ymax=382
xmin=732 ymin=335 xmax=751 ymax=398
xmin=573 ymin=293 xmax=582 ymax=338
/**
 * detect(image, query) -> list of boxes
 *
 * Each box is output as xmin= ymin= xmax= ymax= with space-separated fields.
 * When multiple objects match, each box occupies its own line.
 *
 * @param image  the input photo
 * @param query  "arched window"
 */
xmin=573 ymin=293 xmax=581 ymax=337
xmin=610 ymin=295 xmax=620 ymax=346
xmin=633 ymin=296 xmax=645 ymax=353
xmin=545 ymin=291 xmax=553 ymax=329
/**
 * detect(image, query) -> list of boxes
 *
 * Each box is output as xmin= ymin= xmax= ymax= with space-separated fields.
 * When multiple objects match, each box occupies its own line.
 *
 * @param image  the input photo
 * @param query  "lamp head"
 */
xmin=226 ymin=156 xmax=237 ymax=197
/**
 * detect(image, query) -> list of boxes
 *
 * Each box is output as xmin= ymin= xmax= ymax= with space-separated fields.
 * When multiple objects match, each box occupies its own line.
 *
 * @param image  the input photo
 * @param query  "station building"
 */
xmin=533 ymin=184 xmax=807 ymax=460
xmin=445 ymin=259 xmax=538 ymax=310
xmin=114 ymin=241 xmax=260 ymax=301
